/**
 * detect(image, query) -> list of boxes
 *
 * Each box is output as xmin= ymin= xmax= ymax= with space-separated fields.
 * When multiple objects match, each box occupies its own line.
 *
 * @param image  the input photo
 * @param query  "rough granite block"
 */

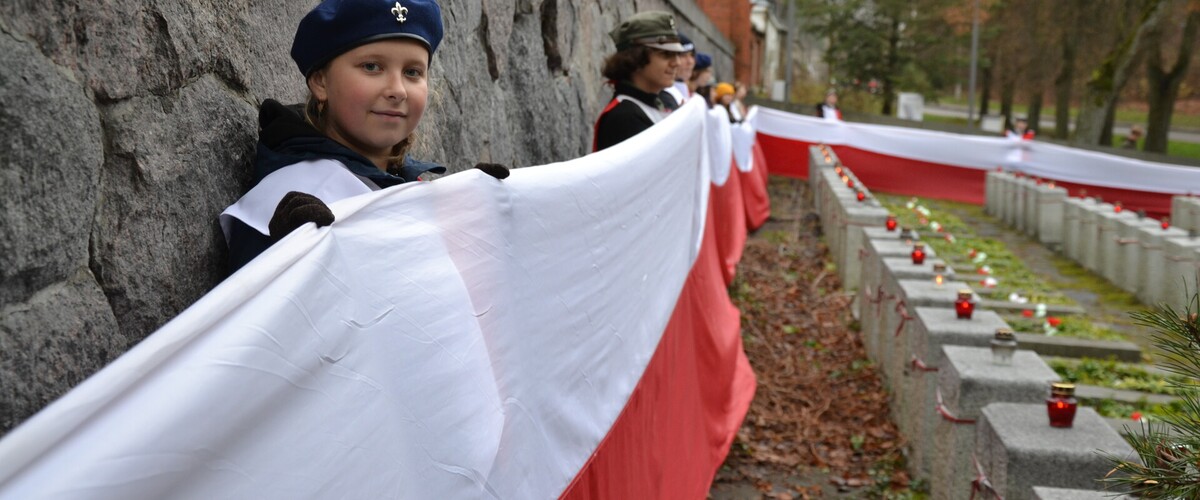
xmin=808 ymin=146 xmax=835 ymax=196
xmin=900 ymin=308 xmax=1007 ymax=480
xmin=1134 ymin=225 xmax=1189 ymax=305
xmin=1098 ymin=210 xmax=1135 ymax=285
xmin=857 ymin=235 xmax=933 ymax=361
xmin=1172 ymin=196 xmax=1200 ymax=233
xmin=1063 ymin=198 xmax=1097 ymax=262
xmin=985 ymin=171 xmax=1003 ymax=216
xmin=1035 ymin=185 xmax=1067 ymax=248
xmin=1080 ymin=203 xmax=1113 ymax=273
xmin=976 ymin=403 xmax=1136 ymax=500
xmin=1161 ymin=236 xmax=1200 ymax=311
xmin=880 ymin=280 xmax=975 ymax=385
xmin=836 ymin=204 xmax=890 ymax=291
xmin=1016 ymin=177 xmax=1033 ymax=233
xmin=1004 ymin=176 xmax=1020 ymax=228
xmin=1115 ymin=217 xmax=1162 ymax=294
xmin=931 ymin=346 xmax=1059 ymax=500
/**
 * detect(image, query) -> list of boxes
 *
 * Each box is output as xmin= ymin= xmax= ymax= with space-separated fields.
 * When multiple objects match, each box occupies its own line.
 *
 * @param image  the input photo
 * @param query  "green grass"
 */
xmin=935 ymin=97 xmax=1200 ymax=131
xmin=1048 ymin=357 xmax=1195 ymax=396
xmin=1084 ymin=397 xmax=1188 ymax=420
xmin=920 ymin=114 xmax=969 ymax=127
xmin=1112 ymin=134 xmax=1200 ymax=161
xmin=876 ymin=194 xmax=1076 ymax=306
xmin=1002 ymin=314 xmax=1128 ymax=342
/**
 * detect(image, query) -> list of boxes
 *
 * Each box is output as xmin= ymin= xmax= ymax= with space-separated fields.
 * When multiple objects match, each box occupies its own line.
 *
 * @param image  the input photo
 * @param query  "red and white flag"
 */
xmin=0 ymin=100 xmax=757 ymax=499
xmin=753 ymin=106 xmax=1200 ymax=216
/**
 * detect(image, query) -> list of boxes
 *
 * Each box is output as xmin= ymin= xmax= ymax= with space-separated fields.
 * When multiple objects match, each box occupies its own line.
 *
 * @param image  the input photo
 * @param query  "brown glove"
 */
xmin=474 ymin=162 xmax=510 ymax=180
xmin=268 ymin=191 xmax=335 ymax=242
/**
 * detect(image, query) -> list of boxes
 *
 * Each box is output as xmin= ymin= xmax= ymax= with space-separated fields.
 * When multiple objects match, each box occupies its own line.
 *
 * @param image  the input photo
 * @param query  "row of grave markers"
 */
xmin=986 ymin=171 xmax=1200 ymax=314
xmin=808 ymin=146 xmax=1136 ymax=500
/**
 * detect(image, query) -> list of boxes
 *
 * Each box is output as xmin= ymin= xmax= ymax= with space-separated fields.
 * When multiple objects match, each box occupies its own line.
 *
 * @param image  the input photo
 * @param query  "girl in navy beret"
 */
xmin=220 ymin=0 xmax=506 ymax=273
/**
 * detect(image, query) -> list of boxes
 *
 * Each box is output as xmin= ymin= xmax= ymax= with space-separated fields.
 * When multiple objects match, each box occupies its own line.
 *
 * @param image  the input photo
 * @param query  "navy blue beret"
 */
xmin=291 ymin=0 xmax=444 ymax=76
xmin=678 ymin=32 xmax=694 ymax=53
xmin=694 ymin=52 xmax=712 ymax=71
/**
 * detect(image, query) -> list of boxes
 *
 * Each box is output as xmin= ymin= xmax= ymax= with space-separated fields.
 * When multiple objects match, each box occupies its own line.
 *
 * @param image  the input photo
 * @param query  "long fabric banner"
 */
xmin=0 ymin=100 xmax=760 ymax=498
xmin=752 ymin=106 xmax=1200 ymax=216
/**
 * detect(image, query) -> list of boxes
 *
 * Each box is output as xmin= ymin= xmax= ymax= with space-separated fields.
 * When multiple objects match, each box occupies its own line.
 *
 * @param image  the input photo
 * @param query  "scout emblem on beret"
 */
xmin=391 ymin=1 xmax=408 ymax=23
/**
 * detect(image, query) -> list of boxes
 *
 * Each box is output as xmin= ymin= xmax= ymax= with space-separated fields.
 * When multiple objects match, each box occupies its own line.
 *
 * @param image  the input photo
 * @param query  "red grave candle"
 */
xmin=911 ymin=243 xmax=927 ymax=265
xmin=847 ymin=179 xmax=855 ymax=189
xmin=856 ymin=190 xmax=866 ymax=202
xmin=1114 ymin=202 xmax=1123 ymax=213
xmin=1163 ymin=218 xmax=1171 ymax=230
xmin=886 ymin=214 xmax=898 ymax=232
xmin=1046 ymin=383 xmax=1078 ymax=428
xmin=954 ymin=289 xmax=974 ymax=319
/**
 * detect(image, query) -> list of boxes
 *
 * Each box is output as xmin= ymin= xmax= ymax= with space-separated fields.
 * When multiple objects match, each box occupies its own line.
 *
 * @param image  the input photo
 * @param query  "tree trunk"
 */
xmin=1074 ymin=0 xmax=1165 ymax=145
xmin=1028 ymin=92 xmax=1043 ymax=134
xmin=1101 ymin=99 xmax=1117 ymax=146
xmin=880 ymin=16 xmax=901 ymax=116
xmin=1144 ymin=9 xmax=1199 ymax=153
xmin=1000 ymin=79 xmax=1015 ymax=131
xmin=979 ymin=63 xmax=992 ymax=117
xmin=1053 ymin=2 xmax=1081 ymax=139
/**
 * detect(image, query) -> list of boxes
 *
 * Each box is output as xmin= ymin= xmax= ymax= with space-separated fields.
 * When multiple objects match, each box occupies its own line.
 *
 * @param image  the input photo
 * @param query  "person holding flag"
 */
xmin=593 ymin=11 xmax=691 ymax=151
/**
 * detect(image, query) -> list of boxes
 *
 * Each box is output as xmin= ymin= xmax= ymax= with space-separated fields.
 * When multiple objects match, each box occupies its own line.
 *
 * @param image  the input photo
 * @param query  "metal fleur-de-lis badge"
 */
xmin=391 ymin=1 xmax=408 ymax=23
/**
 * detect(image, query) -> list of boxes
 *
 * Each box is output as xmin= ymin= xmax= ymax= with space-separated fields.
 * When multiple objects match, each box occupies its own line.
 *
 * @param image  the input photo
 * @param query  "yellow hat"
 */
xmin=715 ymin=82 xmax=735 ymax=99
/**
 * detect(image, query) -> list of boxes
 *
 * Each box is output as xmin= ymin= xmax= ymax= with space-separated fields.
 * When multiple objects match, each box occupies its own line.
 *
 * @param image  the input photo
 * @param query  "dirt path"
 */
xmin=708 ymin=178 xmax=912 ymax=499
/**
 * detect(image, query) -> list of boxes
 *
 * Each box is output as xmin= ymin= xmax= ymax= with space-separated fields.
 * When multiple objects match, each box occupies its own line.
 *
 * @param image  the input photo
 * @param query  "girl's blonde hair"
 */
xmin=303 ymin=91 xmax=415 ymax=175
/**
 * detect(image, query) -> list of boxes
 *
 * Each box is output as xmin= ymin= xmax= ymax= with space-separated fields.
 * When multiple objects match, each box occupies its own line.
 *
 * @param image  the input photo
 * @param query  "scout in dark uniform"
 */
xmin=221 ymin=0 xmax=506 ymax=273
xmin=592 ymin=11 xmax=692 ymax=152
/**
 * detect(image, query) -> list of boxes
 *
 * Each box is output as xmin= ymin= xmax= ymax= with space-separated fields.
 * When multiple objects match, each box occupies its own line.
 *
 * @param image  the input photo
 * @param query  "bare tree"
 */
xmin=1074 ymin=0 xmax=1166 ymax=145
xmin=1143 ymin=3 xmax=1200 ymax=153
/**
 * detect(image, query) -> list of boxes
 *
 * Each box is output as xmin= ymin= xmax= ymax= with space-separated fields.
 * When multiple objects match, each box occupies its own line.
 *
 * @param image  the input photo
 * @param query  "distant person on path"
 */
xmin=1005 ymin=117 xmax=1035 ymax=140
xmin=730 ymin=82 xmax=749 ymax=122
xmin=664 ymin=32 xmax=695 ymax=105
xmin=815 ymin=89 xmax=841 ymax=121
xmin=222 ymin=0 xmax=511 ymax=273
xmin=593 ymin=11 xmax=690 ymax=152
xmin=715 ymin=82 xmax=740 ymax=123
xmin=1122 ymin=125 xmax=1144 ymax=149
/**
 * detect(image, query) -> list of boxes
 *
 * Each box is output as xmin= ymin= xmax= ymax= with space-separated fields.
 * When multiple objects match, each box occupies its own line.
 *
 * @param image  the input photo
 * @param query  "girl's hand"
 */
xmin=474 ymin=163 xmax=510 ymax=180
xmin=269 ymin=191 xmax=335 ymax=241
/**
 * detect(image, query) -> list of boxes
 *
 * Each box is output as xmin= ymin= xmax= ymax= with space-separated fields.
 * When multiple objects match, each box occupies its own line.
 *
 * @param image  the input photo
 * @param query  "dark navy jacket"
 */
xmin=225 ymin=99 xmax=445 ymax=273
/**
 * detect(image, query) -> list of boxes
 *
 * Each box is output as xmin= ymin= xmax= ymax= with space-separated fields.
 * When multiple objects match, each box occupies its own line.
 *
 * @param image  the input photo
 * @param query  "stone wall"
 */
xmin=0 ymin=0 xmax=732 ymax=434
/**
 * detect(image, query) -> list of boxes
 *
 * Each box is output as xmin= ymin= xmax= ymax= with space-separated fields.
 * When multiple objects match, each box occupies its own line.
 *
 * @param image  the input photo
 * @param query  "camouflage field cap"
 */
xmin=610 ymin=11 xmax=688 ymax=53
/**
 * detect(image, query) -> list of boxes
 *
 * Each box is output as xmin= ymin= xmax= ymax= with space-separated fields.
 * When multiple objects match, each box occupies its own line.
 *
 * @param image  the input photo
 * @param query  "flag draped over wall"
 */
xmin=0 ymin=100 xmax=763 ymax=499
xmin=752 ymin=107 xmax=1200 ymax=217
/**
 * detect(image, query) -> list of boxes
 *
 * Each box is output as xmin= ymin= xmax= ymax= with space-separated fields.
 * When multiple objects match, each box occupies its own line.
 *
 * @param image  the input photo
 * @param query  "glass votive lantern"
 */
xmin=886 ymin=214 xmax=898 ymax=231
xmin=990 ymin=328 xmax=1017 ymax=365
xmin=1046 ymin=383 xmax=1078 ymax=428
xmin=954 ymin=289 xmax=975 ymax=319
xmin=933 ymin=263 xmax=946 ymax=286
xmin=911 ymin=243 xmax=927 ymax=265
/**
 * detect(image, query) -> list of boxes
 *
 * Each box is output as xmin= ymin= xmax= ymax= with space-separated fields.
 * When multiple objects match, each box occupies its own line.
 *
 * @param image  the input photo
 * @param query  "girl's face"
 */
xmin=308 ymin=39 xmax=430 ymax=169
xmin=631 ymin=48 xmax=680 ymax=94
